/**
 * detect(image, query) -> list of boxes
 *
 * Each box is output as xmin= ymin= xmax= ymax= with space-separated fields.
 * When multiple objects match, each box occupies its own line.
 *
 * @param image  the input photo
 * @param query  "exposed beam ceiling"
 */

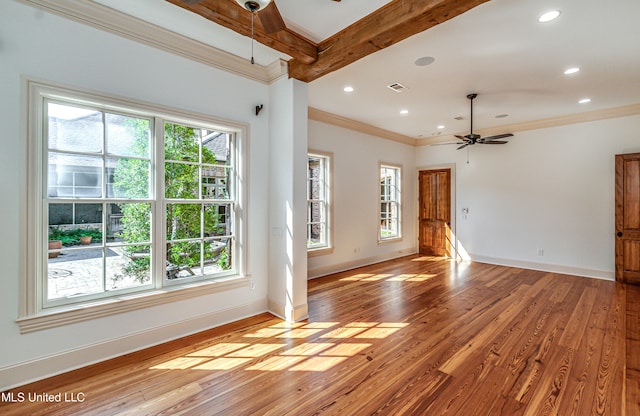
xmin=168 ymin=0 xmax=489 ymax=82
xmin=290 ymin=0 xmax=489 ymax=82
xmin=166 ymin=0 xmax=318 ymax=64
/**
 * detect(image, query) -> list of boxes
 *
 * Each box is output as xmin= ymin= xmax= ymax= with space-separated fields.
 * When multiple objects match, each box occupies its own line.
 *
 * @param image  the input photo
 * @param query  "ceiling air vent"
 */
xmin=387 ymin=82 xmax=408 ymax=93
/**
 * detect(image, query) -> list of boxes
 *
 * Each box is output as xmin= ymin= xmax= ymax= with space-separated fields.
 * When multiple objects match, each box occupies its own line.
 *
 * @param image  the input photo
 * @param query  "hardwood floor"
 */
xmin=2 ymin=256 xmax=639 ymax=415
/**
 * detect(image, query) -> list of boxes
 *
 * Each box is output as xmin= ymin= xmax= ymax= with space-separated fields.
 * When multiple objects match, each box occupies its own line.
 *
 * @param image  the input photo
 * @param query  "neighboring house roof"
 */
xmin=203 ymin=132 xmax=229 ymax=163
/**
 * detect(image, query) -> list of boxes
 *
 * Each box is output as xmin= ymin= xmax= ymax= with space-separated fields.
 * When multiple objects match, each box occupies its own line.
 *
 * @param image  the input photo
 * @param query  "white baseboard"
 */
xmin=268 ymin=300 xmax=309 ymax=322
xmin=470 ymin=254 xmax=614 ymax=281
xmin=308 ymin=249 xmax=612 ymax=281
xmin=308 ymin=249 xmax=418 ymax=280
xmin=0 ymin=299 xmax=269 ymax=391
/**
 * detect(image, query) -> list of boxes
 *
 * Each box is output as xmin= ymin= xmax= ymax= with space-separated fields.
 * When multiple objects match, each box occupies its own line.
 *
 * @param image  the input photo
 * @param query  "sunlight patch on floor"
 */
xmin=226 ymin=343 xmax=284 ymax=358
xmin=363 ymin=273 xmax=393 ymax=281
xmin=288 ymin=356 xmax=349 ymax=372
xmin=192 ymin=357 xmax=253 ymax=370
xmin=275 ymin=328 xmax=325 ymax=338
xmin=339 ymin=273 xmax=375 ymax=281
xmin=407 ymin=273 xmax=437 ymax=281
xmin=245 ymin=355 xmax=307 ymax=371
xmin=340 ymin=270 xmax=439 ymax=282
xmin=150 ymin=321 xmax=408 ymax=373
xmin=185 ymin=343 xmax=250 ymax=358
xmin=280 ymin=342 xmax=335 ymax=356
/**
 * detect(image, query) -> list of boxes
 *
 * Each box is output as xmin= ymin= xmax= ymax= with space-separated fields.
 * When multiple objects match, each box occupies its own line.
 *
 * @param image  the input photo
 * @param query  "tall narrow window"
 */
xmin=379 ymin=164 xmax=401 ymax=240
xmin=30 ymin=82 xmax=242 ymax=315
xmin=307 ymin=152 xmax=331 ymax=252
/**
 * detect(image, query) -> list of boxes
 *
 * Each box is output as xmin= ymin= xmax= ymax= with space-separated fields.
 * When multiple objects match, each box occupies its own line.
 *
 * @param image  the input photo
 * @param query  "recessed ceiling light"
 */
xmin=414 ymin=56 xmax=435 ymax=67
xmin=437 ymin=125 xmax=445 ymax=129
xmin=400 ymin=109 xmax=409 ymax=115
xmin=538 ymin=10 xmax=561 ymax=23
xmin=564 ymin=67 xmax=580 ymax=75
xmin=579 ymin=98 xmax=591 ymax=104
xmin=343 ymin=86 xmax=354 ymax=93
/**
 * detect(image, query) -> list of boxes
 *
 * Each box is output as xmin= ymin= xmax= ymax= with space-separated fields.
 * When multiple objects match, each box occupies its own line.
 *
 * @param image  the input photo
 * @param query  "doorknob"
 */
xmin=617 ymin=231 xmax=623 ymax=237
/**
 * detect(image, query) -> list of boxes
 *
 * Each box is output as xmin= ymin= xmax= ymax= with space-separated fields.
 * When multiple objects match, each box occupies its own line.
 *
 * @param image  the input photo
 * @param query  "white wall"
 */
xmin=0 ymin=1 xmax=272 ymax=389
xmin=416 ymin=115 xmax=640 ymax=279
xmin=307 ymin=120 xmax=417 ymax=278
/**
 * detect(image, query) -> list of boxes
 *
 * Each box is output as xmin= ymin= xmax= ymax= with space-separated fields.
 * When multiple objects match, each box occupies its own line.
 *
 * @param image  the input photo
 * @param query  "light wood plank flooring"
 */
xmin=1 ymin=255 xmax=639 ymax=415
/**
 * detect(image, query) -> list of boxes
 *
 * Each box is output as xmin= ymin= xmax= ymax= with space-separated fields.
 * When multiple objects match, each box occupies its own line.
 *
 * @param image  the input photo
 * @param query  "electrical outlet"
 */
xmin=537 ymin=249 xmax=544 ymax=256
xmin=249 ymin=279 xmax=256 ymax=290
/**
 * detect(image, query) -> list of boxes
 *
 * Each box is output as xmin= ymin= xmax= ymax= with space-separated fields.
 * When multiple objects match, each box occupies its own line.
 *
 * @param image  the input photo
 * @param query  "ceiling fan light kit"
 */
xmin=235 ymin=0 xmax=271 ymax=12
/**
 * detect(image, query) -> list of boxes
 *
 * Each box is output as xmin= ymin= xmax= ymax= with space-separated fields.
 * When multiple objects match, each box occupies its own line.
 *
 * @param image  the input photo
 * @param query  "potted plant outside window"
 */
xmin=48 ymin=239 xmax=62 ymax=258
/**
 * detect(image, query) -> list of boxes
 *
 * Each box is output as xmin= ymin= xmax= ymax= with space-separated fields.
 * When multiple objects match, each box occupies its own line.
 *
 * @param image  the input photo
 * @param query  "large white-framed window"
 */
xmin=307 ymin=151 xmax=332 ymax=255
xmin=379 ymin=163 xmax=402 ymax=241
xmin=20 ymin=80 xmax=247 ymax=330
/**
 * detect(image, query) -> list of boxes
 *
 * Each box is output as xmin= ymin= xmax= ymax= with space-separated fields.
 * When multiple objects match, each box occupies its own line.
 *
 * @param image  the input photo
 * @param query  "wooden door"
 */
xmin=419 ymin=169 xmax=451 ymax=256
xmin=616 ymin=153 xmax=640 ymax=285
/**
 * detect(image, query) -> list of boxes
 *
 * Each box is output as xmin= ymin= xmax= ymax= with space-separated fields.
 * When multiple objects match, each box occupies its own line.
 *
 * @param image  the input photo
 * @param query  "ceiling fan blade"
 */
xmin=258 ymin=2 xmax=286 ymax=34
xmin=457 ymin=143 xmax=470 ymax=150
xmin=430 ymin=142 xmax=459 ymax=146
xmin=454 ymin=135 xmax=471 ymax=142
xmin=482 ymin=133 xmax=514 ymax=142
xmin=482 ymin=140 xmax=509 ymax=144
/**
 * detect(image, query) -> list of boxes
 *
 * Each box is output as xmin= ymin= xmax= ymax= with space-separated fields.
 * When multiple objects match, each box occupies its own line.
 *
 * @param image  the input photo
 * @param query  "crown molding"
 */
xmin=311 ymin=103 xmax=640 ymax=148
xmin=308 ymin=107 xmax=418 ymax=146
xmin=17 ymin=0 xmax=288 ymax=84
xmin=420 ymin=103 xmax=640 ymax=146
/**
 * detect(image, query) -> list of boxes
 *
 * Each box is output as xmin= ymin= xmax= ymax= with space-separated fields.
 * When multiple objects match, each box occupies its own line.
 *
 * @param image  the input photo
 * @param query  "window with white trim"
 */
xmin=30 ymin=83 xmax=242 ymax=313
xmin=379 ymin=164 xmax=401 ymax=240
xmin=307 ymin=152 xmax=331 ymax=251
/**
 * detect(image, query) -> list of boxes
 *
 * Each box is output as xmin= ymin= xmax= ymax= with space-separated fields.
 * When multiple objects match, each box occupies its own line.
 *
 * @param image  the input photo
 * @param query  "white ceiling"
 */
xmin=94 ymin=0 xmax=640 ymax=142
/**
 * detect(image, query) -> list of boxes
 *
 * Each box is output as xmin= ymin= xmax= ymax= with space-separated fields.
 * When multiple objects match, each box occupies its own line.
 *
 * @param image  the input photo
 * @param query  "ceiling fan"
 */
xmin=454 ymin=93 xmax=513 ymax=150
xmin=183 ymin=0 xmax=340 ymax=63
xmin=184 ymin=0 xmax=341 ymax=34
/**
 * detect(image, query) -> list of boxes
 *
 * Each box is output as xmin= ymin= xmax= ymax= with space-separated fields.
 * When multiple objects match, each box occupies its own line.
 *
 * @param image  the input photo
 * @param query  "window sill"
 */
xmin=378 ymin=236 xmax=403 ymax=245
xmin=307 ymin=247 xmax=334 ymax=257
xmin=17 ymin=275 xmax=251 ymax=334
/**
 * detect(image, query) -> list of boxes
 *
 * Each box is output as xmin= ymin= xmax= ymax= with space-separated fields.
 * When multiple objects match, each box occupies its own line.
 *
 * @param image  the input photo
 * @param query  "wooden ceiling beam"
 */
xmin=168 ymin=0 xmax=488 ymax=82
xmin=289 ymin=0 xmax=490 ymax=82
xmin=166 ymin=0 xmax=318 ymax=64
